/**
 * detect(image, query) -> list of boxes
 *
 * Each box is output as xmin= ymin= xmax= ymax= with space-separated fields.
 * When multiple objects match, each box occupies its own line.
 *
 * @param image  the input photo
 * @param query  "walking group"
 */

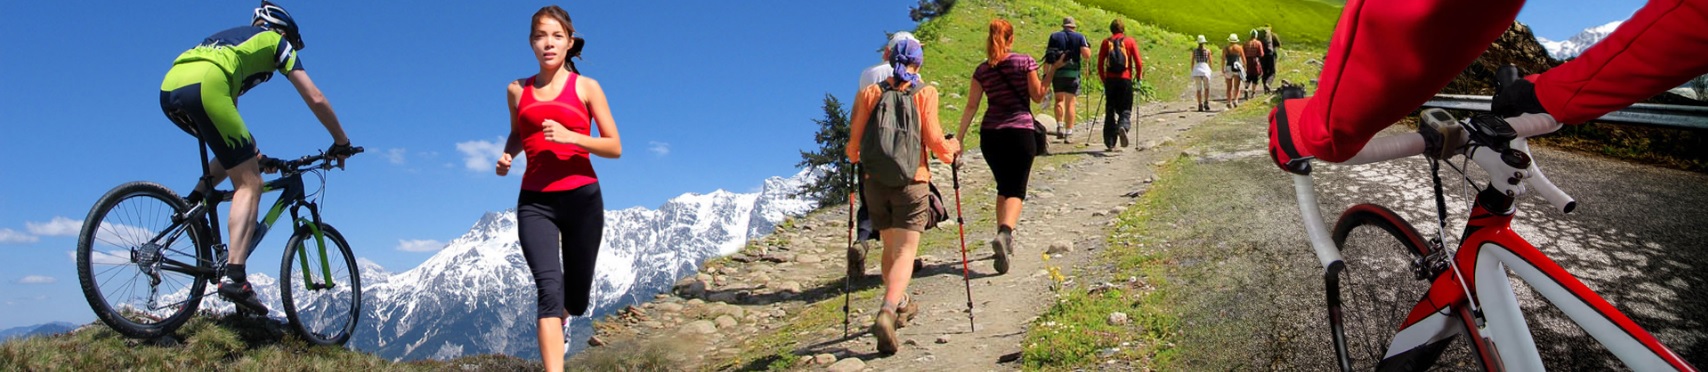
xmin=1190 ymin=25 xmax=1282 ymax=111
xmin=844 ymin=16 xmax=1147 ymax=355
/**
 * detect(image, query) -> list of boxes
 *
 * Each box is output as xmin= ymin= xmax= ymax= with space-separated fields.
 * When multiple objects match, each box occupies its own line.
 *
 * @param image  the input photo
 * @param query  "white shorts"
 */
xmin=1191 ymin=62 xmax=1212 ymax=78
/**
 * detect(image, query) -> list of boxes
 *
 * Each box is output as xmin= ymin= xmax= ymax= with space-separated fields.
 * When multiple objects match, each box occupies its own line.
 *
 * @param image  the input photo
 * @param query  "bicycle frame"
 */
xmin=1290 ymin=173 xmax=1695 ymax=371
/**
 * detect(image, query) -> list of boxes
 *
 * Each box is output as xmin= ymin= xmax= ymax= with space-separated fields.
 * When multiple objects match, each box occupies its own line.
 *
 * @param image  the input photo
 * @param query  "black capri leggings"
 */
xmin=980 ymin=127 xmax=1037 ymax=199
xmin=517 ymin=182 xmax=605 ymax=319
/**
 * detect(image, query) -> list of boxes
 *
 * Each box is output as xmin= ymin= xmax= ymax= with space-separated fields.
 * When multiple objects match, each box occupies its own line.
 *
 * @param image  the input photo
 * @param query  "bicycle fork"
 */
xmin=290 ymin=203 xmax=336 ymax=291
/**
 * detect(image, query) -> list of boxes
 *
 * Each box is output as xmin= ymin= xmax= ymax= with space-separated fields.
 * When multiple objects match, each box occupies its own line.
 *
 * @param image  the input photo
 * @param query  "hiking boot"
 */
xmin=872 ymin=308 xmax=900 ymax=354
xmin=896 ymin=296 xmax=919 ymax=328
xmin=1119 ymin=127 xmax=1131 ymax=148
xmin=218 ymin=280 xmax=268 ymax=315
xmin=846 ymin=245 xmax=866 ymax=280
xmin=992 ymin=229 xmax=1014 ymax=274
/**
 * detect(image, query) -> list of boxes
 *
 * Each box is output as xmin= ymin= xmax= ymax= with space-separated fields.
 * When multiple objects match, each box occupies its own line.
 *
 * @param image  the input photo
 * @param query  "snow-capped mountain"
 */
xmin=1538 ymin=21 xmax=1622 ymax=61
xmin=343 ymin=167 xmax=820 ymax=361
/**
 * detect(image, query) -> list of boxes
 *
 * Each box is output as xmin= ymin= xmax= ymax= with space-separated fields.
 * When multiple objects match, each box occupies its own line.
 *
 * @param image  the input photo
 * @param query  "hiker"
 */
xmin=158 ymin=1 xmax=355 ymax=314
xmin=1267 ymin=0 xmax=1708 ymax=173
xmin=1044 ymin=17 xmax=1092 ymax=138
xmin=846 ymin=38 xmax=961 ymax=355
xmin=1190 ymin=35 xmax=1213 ymax=112
xmin=495 ymin=6 xmax=623 ymax=371
xmin=1097 ymin=19 xmax=1143 ymax=152
xmin=1260 ymin=25 xmax=1282 ymax=93
xmin=1223 ymin=34 xmax=1246 ymax=109
xmin=956 ymin=18 xmax=1048 ymax=277
xmin=1245 ymin=30 xmax=1266 ymax=100
xmin=859 ymin=32 xmax=920 ymax=91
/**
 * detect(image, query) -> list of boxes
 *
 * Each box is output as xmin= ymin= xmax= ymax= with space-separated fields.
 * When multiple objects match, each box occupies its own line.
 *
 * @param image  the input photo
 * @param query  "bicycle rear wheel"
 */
xmin=1330 ymin=203 xmax=1474 ymax=371
xmin=76 ymin=182 xmax=210 ymax=339
xmin=279 ymin=223 xmax=361 ymax=346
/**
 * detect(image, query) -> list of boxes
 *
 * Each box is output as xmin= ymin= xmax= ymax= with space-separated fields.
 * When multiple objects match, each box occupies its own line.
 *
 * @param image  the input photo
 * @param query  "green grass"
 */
xmin=915 ymin=0 xmax=1201 ymax=150
xmin=1078 ymin=0 xmax=1341 ymax=47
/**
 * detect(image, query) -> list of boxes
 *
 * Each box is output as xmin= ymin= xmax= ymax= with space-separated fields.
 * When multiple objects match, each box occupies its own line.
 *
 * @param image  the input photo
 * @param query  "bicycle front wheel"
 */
xmin=1330 ymin=203 xmax=1473 ymax=370
xmin=279 ymin=223 xmax=361 ymax=346
xmin=77 ymin=182 xmax=210 ymax=339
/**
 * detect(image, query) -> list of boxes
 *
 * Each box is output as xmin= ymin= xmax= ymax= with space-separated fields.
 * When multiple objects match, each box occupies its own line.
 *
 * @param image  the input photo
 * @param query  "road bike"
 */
xmin=1284 ymin=103 xmax=1698 ymax=370
xmin=76 ymin=143 xmax=364 ymax=346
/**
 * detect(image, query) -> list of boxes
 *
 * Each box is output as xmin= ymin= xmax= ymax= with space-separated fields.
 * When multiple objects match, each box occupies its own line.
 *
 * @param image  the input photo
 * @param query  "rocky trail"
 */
xmin=576 ymin=94 xmax=1245 ymax=370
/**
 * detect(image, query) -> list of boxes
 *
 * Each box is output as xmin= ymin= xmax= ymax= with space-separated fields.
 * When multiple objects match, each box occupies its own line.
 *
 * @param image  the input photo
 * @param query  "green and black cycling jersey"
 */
xmin=159 ymin=26 xmax=306 ymax=169
xmin=164 ymin=26 xmax=305 ymax=96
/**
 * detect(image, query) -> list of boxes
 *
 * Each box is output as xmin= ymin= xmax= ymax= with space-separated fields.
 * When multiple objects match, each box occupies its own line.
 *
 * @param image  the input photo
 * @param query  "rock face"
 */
xmin=1441 ymin=22 xmax=1560 ymax=96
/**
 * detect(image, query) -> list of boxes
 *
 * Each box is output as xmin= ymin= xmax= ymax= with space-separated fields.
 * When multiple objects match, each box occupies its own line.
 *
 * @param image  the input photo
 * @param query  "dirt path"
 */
xmin=786 ymin=98 xmax=1230 ymax=370
xmin=574 ymin=91 xmax=1245 ymax=370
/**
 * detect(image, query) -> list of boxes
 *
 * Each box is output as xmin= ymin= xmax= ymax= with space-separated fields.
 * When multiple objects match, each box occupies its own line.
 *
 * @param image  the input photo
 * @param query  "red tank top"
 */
xmin=517 ymin=74 xmax=598 ymax=192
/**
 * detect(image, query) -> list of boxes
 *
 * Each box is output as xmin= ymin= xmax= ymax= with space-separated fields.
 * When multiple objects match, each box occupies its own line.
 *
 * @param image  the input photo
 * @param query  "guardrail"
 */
xmin=1422 ymin=94 xmax=1708 ymax=130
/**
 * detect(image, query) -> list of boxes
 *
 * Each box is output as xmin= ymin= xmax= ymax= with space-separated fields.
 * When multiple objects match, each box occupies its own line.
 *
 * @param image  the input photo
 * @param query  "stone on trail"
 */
xmin=673 ymin=277 xmax=707 ymax=299
xmin=777 ymin=281 xmax=803 ymax=294
xmin=827 ymin=357 xmax=866 ymax=372
xmin=797 ymin=254 xmax=822 ymax=264
xmin=655 ymin=302 xmax=684 ymax=313
xmin=1108 ymin=312 xmax=1131 ymax=326
xmin=813 ymin=353 xmax=837 ymax=365
xmin=714 ymin=315 xmax=738 ymax=329
xmin=680 ymin=320 xmax=716 ymax=335
xmin=1047 ymin=241 xmax=1073 ymax=254
xmin=936 ymin=335 xmax=952 ymax=344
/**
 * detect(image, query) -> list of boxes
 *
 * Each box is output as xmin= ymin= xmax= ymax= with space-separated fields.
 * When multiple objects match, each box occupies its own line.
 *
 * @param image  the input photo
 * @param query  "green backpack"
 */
xmin=860 ymin=81 xmax=925 ymax=188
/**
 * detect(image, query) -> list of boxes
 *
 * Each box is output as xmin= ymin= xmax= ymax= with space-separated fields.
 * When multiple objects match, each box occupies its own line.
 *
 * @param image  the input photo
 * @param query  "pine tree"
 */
xmin=795 ymin=93 xmax=855 ymax=208
xmin=909 ymin=0 xmax=957 ymax=23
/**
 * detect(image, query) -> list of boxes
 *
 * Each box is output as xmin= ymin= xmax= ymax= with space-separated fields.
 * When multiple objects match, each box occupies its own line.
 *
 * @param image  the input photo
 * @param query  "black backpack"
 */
xmin=1104 ymin=36 xmax=1129 ymax=74
xmin=860 ymin=81 xmax=925 ymax=188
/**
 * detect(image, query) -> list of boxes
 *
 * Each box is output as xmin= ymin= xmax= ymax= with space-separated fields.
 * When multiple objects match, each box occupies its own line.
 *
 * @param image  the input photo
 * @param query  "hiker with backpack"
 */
xmin=1244 ymin=30 xmax=1267 ymax=100
xmin=1260 ymin=25 xmax=1282 ymax=93
xmin=956 ymin=18 xmax=1049 ymax=277
xmin=1044 ymin=17 xmax=1093 ymax=139
xmin=849 ymin=31 xmax=921 ymax=278
xmin=845 ymin=38 xmax=961 ymax=355
xmin=858 ymin=32 xmax=920 ymax=91
xmin=1097 ymin=19 xmax=1143 ymax=152
xmin=1190 ymin=35 xmax=1214 ymax=111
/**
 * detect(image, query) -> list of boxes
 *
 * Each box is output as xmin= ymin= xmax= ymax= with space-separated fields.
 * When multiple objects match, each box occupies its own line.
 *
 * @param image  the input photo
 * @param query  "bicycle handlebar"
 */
xmin=262 ymin=146 xmax=365 ymax=173
xmin=1337 ymin=113 xmax=1575 ymax=214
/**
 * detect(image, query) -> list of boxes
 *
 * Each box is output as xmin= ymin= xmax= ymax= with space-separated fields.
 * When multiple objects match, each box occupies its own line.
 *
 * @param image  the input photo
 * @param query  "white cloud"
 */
xmin=648 ymin=141 xmax=671 ymax=157
xmin=0 ymin=229 xmax=37 ymax=244
xmin=395 ymin=239 xmax=446 ymax=252
xmin=385 ymin=148 xmax=408 ymax=165
xmin=26 ymin=217 xmax=82 ymax=237
xmin=16 ymin=275 xmax=55 ymax=284
xmin=456 ymin=138 xmax=506 ymax=172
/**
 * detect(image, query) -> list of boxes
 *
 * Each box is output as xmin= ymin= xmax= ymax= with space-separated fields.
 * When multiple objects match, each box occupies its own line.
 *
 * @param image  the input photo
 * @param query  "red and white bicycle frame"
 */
xmin=1289 ymin=112 xmax=1697 ymax=371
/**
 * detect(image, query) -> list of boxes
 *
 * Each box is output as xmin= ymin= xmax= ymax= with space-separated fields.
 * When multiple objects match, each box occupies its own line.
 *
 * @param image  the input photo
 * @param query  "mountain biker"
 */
xmin=846 ymin=38 xmax=961 ymax=354
xmin=1267 ymin=0 xmax=1708 ymax=174
xmin=158 ymin=1 xmax=352 ymax=315
xmin=494 ymin=6 xmax=622 ymax=371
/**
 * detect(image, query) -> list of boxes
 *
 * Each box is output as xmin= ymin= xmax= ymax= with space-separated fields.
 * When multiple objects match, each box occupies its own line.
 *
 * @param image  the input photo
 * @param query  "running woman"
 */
xmin=494 ymin=6 xmax=623 ymax=371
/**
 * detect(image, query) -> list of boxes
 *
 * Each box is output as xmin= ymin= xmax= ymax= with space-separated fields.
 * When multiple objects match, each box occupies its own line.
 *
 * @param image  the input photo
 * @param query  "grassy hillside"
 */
xmin=1078 ymin=0 xmax=1341 ymax=47
xmin=0 ymin=313 xmax=540 ymax=371
xmin=916 ymin=0 xmax=1200 ymax=149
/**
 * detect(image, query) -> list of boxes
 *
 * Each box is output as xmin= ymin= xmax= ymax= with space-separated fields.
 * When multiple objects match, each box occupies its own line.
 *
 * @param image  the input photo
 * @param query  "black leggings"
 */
xmin=1103 ymin=78 xmax=1136 ymax=149
xmin=517 ymin=182 xmax=605 ymax=319
xmin=980 ymin=127 xmax=1037 ymax=199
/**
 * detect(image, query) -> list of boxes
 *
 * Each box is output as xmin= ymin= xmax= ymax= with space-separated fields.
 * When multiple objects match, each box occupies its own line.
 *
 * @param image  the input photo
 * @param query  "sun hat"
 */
xmin=1196 ymin=35 xmax=1207 ymax=44
xmin=1228 ymin=33 xmax=1240 ymax=43
xmin=878 ymin=31 xmax=919 ymax=53
xmin=1063 ymin=17 xmax=1077 ymax=28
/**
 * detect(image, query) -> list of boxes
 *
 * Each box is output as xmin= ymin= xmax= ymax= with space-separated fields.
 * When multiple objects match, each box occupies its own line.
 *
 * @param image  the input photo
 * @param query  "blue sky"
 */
xmin=0 ymin=0 xmax=1644 ymax=330
xmin=0 ymin=1 xmax=916 ymax=329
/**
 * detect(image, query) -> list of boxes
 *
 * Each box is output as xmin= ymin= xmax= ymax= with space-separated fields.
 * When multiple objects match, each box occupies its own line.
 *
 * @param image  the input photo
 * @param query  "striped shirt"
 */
xmin=972 ymin=53 xmax=1039 ymax=131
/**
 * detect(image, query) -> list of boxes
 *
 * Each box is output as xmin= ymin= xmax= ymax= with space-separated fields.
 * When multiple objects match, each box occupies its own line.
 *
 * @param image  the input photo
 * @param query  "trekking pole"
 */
xmin=948 ymin=144 xmax=976 ymax=332
xmin=842 ymin=161 xmax=857 ymax=338
xmin=1086 ymin=80 xmax=1104 ymax=145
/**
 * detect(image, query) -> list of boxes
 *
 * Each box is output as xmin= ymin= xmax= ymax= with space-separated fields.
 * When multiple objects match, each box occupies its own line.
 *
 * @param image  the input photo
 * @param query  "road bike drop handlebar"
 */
xmin=1289 ymin=112 xmax=1571 ymax=271
xmin=1337 ymin=112 xmax=1575 ymax=214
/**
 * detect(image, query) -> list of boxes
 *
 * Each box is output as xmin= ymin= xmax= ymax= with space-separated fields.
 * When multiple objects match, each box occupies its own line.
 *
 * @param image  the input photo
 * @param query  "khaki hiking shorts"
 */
xmin=863 ymin=181 xmax=932 ymax=232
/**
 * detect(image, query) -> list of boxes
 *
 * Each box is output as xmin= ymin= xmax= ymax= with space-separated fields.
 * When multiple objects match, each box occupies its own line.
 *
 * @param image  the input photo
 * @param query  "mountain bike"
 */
xmin=1285 ymin=106 xmax=1699 ymax=370
xmin=76 ymin=144 xmax=364 ymax=346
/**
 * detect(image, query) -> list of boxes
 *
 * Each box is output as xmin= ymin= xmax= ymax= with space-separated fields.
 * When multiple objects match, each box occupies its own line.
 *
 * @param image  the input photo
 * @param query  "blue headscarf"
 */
xmin=888 ymin=39 xmax=923 ymax=86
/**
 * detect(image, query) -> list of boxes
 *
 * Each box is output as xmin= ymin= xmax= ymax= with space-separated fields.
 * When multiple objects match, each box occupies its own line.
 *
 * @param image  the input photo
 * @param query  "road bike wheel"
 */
xmin=279 ymin=223 xmax=361 ymax=346
xmin=76 ymin=182 xmax=210 ymax=339
xmin=1330 ymin=203 xmax=1473 ymax=371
